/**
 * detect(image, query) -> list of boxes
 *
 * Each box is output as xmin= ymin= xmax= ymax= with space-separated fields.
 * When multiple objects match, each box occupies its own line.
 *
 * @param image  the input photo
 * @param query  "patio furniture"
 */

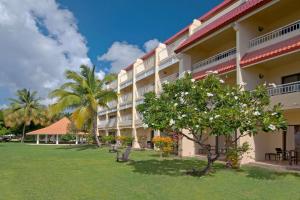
xmin=288 ymin=150 xmax=298 ymax=165
xmin=275 ymin=148 xmax=283 ymax=160
xmin=265 ymin=153 xmax=279 ymax=160
xmin=116 ymin=146 xmax=132 ymax=162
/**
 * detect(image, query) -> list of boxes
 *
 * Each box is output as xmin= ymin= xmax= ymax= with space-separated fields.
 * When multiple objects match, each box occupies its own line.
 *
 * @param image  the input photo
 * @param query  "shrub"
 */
xmin=116 ymin=136 xmax=133 ymax=147
xmin=61 ymin=134 xmax=76 ymax=142
xmin=102 ymin=135 xmax=115 ymax=144
xmin=152 ymin=136 xmax=174 ymax=157
xmin=226 ymin=142 xmax=250 ymax=169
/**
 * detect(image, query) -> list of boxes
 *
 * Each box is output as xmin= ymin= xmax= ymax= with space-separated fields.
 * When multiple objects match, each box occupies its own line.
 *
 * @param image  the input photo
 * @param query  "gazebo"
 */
xmin=27 ymin=117 xmax=84 ymax=145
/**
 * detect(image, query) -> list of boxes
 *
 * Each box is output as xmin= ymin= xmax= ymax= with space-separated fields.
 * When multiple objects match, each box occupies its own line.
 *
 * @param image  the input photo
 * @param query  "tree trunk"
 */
xmin=92 ymin=112 xmax=101 ymax=147
xmin=21 ymin=123 xmax=26 ymax=143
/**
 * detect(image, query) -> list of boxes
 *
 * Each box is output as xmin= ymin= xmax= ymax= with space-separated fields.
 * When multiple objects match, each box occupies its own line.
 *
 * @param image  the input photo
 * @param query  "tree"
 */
xmin=4 ymin=89 xmax=43 ymax=142
xmin=49 ymin=65 xmax=117 ymax=147
xmin=138 ymin=73 xmax=287 ymax=175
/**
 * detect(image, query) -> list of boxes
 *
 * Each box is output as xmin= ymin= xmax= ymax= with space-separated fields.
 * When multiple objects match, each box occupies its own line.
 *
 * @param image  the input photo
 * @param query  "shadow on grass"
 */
xmin=56 ymin=144 xmax=98 ymax=151
xmin=128 ymin=158 xmax=225 ymax=177
xmin=240 ymin=166 xmax=300 ymax=180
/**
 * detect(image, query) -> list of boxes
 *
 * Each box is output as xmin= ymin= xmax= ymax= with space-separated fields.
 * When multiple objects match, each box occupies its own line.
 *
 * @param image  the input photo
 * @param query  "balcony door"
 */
xmin=282 ymin=73 xmax=300 ymax=84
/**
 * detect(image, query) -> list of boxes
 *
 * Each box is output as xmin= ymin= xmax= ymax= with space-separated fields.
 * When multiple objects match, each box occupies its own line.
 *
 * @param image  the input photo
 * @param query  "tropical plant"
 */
xmin=116 ymin=135 xmax=133 ymax=147
xmin=49 ymin=65 xmax=117 ymax=147
xmin=4 ymin=89 xmax=44 ymax=142
xmin=138 ymin=73 xmax=287 ymax=175
xmin=152 ymin=136 xmax=174 ymax=158
xmin=101 ymin=135 xmax=115 ymax=144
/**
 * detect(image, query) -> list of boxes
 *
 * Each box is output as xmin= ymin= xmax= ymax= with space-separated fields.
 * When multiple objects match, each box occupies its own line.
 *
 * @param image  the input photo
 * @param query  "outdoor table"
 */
xmin=265 ymin=153 xmax=278 ymax=160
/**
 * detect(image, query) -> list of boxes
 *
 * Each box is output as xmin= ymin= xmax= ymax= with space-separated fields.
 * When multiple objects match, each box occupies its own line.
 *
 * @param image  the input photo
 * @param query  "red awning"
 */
xmin=175 ymin=0 xmax=273 ymax=53
xmin=193 ymin=59 xmax=236 ymax=80
xmin=27 ymin=117 xmax=71 ymax=135
xmin=241 ymin=35 xmax=300 ymax=67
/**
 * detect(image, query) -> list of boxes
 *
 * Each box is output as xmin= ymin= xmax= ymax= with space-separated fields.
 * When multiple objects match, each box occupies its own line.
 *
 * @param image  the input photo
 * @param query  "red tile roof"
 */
xmin=124 ymin=64 xmax=133 ymax=71
xmin=164 ymin=26 xmax=190 ymax=45
xmin=241 ymin=35 xmax=300 ymax=67
xmin=27 ymin=117 xmax=71 ymax=135
xmin=175 ymin=0 xmax=273 ymax=53
xmin=193 ymin=59 xmax=236 ymax=80
xmin=198 ymin=0 xmax=237 ymax=22
xmin=141 ymin=49 xmax=155 ymax=60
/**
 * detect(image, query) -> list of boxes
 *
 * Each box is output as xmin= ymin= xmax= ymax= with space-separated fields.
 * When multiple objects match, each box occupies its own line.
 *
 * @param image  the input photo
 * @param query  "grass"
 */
xmin=0 ymin=143 xmax=300 ymax=200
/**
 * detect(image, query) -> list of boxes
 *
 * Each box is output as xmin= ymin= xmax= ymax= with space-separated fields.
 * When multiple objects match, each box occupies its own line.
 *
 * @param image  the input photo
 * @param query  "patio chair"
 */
xmin=275 ymin=148 xmax=283 ymax=160
xmin=116 ymin=146 xmax=132 ymax=162
xmin=289 ymin=150 xmax=298 ymax=165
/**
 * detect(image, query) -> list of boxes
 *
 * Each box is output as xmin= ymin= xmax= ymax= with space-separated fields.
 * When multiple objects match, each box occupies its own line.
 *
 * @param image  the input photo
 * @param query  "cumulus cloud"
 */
xmin=0 ymin=0 xmax=96 ymax=104
xmin=98 ymin=39 xmax=160 ymax=73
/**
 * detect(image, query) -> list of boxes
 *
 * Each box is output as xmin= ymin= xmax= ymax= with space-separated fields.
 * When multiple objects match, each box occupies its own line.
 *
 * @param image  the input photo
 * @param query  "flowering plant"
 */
xmin=152 ymin=136 xmax=174 ymax=157
xmin=116 ymin=135 xmax=133 ymax=147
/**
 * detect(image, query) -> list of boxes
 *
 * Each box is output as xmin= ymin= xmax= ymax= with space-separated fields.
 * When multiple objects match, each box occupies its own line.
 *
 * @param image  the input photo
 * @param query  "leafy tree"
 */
xmin=4 ymin=89 xmax=44 ymax=142
xmin=138 ymin=73 xmax=287 ymax=175
xmin=50 ymin=65 xmax=117 ymax=147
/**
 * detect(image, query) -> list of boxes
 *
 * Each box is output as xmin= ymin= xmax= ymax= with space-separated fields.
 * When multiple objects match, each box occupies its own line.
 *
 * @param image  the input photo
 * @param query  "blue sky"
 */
xmin=0 ymin=0 xmax=222 ymax=106
xmin=58 ymin=0 xmax=222 ymax=72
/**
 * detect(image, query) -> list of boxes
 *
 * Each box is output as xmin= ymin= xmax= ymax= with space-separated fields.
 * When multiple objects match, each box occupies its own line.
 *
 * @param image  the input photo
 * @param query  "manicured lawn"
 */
xmin=0 ymin=143 xmax=300 ymax=200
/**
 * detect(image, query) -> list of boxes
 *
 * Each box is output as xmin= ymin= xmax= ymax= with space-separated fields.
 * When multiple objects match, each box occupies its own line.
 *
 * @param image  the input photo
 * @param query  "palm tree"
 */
xmin=4 ymin=89 xmax=42 ymax=142
xmin=50 ymin=65 xmax=117 ymax=147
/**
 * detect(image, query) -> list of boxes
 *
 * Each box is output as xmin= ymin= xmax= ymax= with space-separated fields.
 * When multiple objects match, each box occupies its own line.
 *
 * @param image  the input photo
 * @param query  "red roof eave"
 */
xmin=198 ymin=0 xmax=237 ymax=22
xmin=193 ymin=59 xmax=236 ymax=80
xmin=241 ymin=35 xmax=300 ymax=67
xmin=175 ymin=0 xmax=273 ymax=54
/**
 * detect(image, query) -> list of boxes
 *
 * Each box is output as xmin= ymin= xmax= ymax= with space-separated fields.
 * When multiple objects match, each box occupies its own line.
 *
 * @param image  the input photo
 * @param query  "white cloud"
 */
xmin=0 ymin=0 xmax=94 ymax=104
xmin=0 ymin=104 xmax=8 ymax=110
xmin=143 ymin=39 xmax=159 ymax=52
xmin=95 ymin=70 xmax=105 ymax=80
xmin=98 ymin=39 xmax=160 ymax=73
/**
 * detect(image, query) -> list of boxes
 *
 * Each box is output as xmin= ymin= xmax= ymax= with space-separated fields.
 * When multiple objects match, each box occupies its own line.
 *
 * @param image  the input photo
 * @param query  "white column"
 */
xmin=75 ymin=135 xmax=78 ymax=145
xmin=178 ymin=53 xmax=192 ymax=77
xmin=45 ymin=135 xmax=48 ymax=144
xmin=56 ymin=134 xmax=59 ymax=145
xmin=36 ymin=135 xmax=40 ymax=144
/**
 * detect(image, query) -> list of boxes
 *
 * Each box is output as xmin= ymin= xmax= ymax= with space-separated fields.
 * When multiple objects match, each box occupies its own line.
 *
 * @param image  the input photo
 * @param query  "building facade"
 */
xmin=98 ymin=0 xmax=300 ymax=164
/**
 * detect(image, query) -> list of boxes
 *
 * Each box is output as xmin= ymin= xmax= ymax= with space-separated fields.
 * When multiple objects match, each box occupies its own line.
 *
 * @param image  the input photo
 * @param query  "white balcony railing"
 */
xmin=106 ymin=80 xmax=117 ymax=90
xmin=192 ymin=48 xmax=236 ymax=71
xmin=268 ymin=81 xmax=300 ymax=96
xmin=120 ymin=79 xmax=133 ymax=89
xmin=159 ymin=54 xmax=179 ymax=71
xmin=249 ymin=20 xmax=300 ymax=49
xmin=107 ymin=118 xmax=117 ymax=128
xmin=98 ymin=109 xmax=107 ymax=115
xmin=120 ymin=94 xmax=132 ymax=105
xmin=98 ymin=121 xmax=107 ymax=128
xmin=137 ymin=84 xmax=155 ymax=100
xmin=136 ymin=67 xmax=155 ymax=81
xmin=161 ymin=73 xmax=179 ymax=84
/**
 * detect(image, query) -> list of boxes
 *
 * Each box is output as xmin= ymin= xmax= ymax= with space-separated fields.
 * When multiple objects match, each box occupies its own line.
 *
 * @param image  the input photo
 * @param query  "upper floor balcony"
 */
xmin=107 ymin=100 xmax=118 ymax=113
xmin=119 ymin=93 xmax=133 ymax=110
xmin=98 ymin=108 xmax=107 ymax=116
xmin=106 ymin=80 xmax=117 ymax=91
xmin=98 ymin=120 xmax=107 ymax=129
xmin=248 ymin=19 xmax=300 ymax=52
xmin=158 ymin=34 xmax=188 ymax=71
xmin=268 ymin=81 xmax=300 ymax=110
xmin=119 ymin=115 xmax=132 ymax=128
xmin=136 ymin=84 xmax=155 ymax=100
xmin=192 ymin=48 xmax=236 ymax=73
xmin=120 ymin=79 xmax=133 ymax=90
xmin=119 ymin=70 xmax=133 ymax=90
xmin=136 ymin=56 xmax=155 ymax=82
xmin=107 ymin=118 xmax=117 ymax=128
xmin=160 ymin=72 xmax=179 ymax=84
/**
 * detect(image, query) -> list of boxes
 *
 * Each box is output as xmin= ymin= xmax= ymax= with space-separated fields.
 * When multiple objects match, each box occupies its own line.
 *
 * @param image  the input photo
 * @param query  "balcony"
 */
xmin=158 ymin=34 xmax=188 ymax=70
xmin=107 ymin=118 xmax=117 ymax=128
xmin=136 ymin=84 xmax=155 ymax=100
xmin=192 ymin=48 xmax=236 ymax=72
xmin=119 ymin=116 xmax=132 ymax=128
xmin=107 ymin=101 xmax=117 ymax=113
xmin=249 ymin=20 xmax=300 ymax=51
xmin=160 ymin=73 xmax=179 ymax=84
xmin=268 ymin=81 xmax=300 ymax=110
xmin=98 ymin=121 xmax=107 ymax=129
xmin=120 ymin=79 xmax=133 ymax=90
xmin=98 ymin=109 xmax=106 ymax=116
xmin=136 ymin=67 xmax=155 ymax=82
xmin=106 ymin=80 xmax=117 ymax=91
xmin=119 ymin=94 xmax=133 ymax=110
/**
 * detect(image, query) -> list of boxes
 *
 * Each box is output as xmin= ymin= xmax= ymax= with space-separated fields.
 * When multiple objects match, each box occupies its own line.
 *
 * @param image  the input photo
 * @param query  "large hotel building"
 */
xmin=98 ymin=0 xmax=300 ymax=164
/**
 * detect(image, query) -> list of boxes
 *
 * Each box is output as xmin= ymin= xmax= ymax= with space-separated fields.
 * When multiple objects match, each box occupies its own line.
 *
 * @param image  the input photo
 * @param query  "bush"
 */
xmin=101 ymin=135 xmax=115 ymax=144
xmin=61 ymin=134 xmax=76 ymax=142
xmin=116 ymin=136 xmax=133 ymax=147
xmin=152 ymin=136 xmax=174 ymax=157
xmin=226 ymin=142 xmax=250 ymax=169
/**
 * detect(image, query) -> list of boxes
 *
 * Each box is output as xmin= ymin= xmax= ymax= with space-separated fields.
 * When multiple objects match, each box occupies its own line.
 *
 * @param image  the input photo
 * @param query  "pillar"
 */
xmin=178 ymin=129 xmax=195 ymax=157
xmin=56 ymin=134 xmax=59 ymax=145
xmin=132 ymin=128 xmax=140 ymax=149
xmin=36 ymin=135 xmax=39 ymax=144
xmin=178 ymin=53 xmax=192 ymax=76
xmin=75 ymin=135 xmax=78 ymax=145
xmin=45 ymin=135 xmax=48 ymax=144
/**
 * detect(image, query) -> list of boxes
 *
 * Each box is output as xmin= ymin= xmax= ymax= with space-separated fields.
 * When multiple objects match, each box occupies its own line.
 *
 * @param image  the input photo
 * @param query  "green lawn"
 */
xmin=0 ymin=143 xmax=300 ymax=200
